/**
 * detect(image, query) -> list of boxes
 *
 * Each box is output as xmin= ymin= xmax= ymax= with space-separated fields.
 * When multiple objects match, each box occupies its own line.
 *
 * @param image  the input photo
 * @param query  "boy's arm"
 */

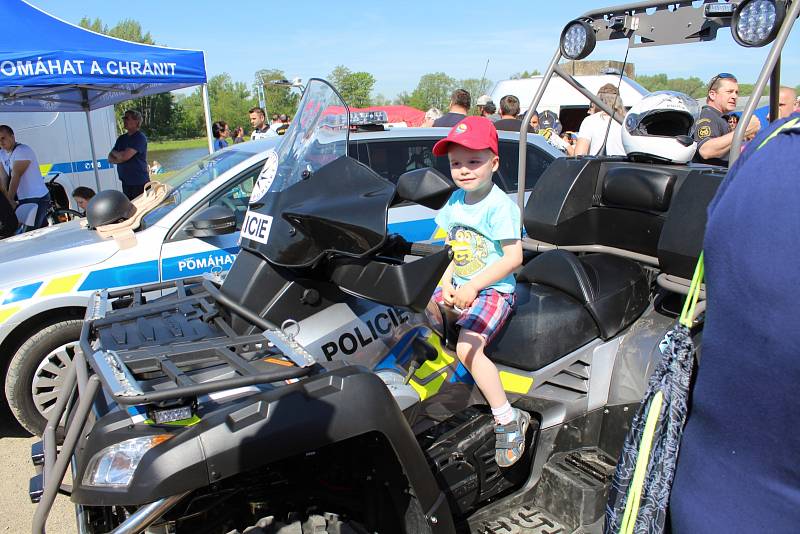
xmin=439 ymin=261 xmax=456 ymax=306
xmin=452 ymin=239 xmax=522 ymax=308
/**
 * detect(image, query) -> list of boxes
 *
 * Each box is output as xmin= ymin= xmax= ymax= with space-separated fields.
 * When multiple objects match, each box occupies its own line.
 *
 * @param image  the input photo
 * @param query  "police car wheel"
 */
xmin=5 ymin=320 xmax=82 ymax=436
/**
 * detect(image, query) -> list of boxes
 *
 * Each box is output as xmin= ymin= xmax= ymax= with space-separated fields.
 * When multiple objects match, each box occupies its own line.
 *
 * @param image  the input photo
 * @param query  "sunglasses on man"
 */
xmin=708 ymin=72 xmax=737 ymax=91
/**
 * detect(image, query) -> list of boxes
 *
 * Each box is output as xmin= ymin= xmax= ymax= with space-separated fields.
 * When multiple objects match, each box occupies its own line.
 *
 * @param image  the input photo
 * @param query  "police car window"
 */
xmin=141 ymin=150 xmax=253 ymax=229
xmin=208 ymin=166 xmax=262 ymax=230
xmin=362 ymin=140 xmax=448 ymax=184
xmin=495 ymin=141 xmax=553 ymax=192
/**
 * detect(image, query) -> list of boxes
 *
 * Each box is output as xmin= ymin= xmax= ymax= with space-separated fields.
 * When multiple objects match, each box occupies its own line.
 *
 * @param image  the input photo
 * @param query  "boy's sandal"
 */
xmin=495 ymin=409 xmax=530 ymax=468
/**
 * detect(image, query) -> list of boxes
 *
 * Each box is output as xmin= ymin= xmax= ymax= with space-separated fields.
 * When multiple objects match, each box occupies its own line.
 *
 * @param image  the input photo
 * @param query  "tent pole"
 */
xmin=201 ymin=84 xmax=214 ymax=154
xmin=82 ymin=90 xmax=102 ymax=192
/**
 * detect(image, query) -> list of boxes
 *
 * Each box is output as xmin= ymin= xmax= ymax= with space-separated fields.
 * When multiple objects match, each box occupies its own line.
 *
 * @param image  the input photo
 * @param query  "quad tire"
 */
xmin=235 ymin=513 xmax=368 ymax=534
xmin=5 ymin=319 xmax=82 ymax=435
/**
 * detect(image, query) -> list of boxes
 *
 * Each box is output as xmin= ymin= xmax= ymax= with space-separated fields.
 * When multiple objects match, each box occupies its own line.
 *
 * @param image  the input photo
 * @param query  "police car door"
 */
xmin=158 ymin=165 xmax=262 ymax=284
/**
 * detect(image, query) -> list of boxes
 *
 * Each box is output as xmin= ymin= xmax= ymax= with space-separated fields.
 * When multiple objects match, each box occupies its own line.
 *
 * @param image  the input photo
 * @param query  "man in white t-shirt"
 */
xmin=249 ymin=107 xmax=279 ymax=140
xmin=0 ymin=124 xmax=50 ymax=229
xmin=575 ymin=84 xmax=626 ymax=157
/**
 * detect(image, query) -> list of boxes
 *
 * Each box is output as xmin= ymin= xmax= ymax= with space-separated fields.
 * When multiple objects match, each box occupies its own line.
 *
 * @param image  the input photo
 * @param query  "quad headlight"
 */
xmin=560 ymin=19 xmax=596 ymax=60
xmin=83 ymin=435 xmax=172 ymax=488
xmin=732 ymin=0 xmax=785 ymax=47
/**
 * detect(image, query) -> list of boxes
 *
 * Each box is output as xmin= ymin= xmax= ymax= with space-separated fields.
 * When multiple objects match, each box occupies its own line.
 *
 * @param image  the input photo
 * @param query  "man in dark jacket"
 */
xmin=670 ymin=112 xmax=800 ymax=533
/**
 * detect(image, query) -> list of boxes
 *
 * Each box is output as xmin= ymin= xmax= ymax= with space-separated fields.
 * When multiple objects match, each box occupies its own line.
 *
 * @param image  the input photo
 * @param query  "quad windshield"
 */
xmin=249 ymin=79 xmax=349 ymax=204
xmin=242 ymin=79 xmax=396 ymax=268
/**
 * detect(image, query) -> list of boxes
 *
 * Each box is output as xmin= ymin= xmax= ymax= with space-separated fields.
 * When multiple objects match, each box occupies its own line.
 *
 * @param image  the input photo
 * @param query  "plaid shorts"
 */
xmin=433 ymin=286 xmax=515 ymax=343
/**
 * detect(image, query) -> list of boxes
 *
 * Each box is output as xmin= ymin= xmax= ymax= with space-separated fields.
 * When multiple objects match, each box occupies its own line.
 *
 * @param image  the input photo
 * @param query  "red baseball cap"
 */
xmin=432 ymin=116 xmax=499 ymax=156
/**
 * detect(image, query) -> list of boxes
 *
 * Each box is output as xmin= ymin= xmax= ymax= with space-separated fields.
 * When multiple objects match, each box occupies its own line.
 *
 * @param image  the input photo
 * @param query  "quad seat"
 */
xmin=489 ymin=250 xmax=649 ymax=372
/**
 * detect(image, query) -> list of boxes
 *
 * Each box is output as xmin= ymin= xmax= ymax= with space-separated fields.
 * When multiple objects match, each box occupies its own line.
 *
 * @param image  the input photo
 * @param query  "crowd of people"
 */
xmin=420 ymin=78 xmax=799 ymax=166
xmin=1 ymin=76 xmax=797 ymax=240
xmin=210 ymin=107 xmax=292 ymax=152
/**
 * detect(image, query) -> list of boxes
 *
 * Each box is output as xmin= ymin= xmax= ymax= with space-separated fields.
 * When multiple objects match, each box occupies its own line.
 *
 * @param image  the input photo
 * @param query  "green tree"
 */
xmin=329 ymin=65 xmax=351 ymax=91
xmin=78 ymin=17 xmax=176 ymax=139
xmin=510 ymin=69 xmax=541 ymax=79
xmin=635 ymin=73 xmax=706 ymax=98
xmin=737 ymin=83 xmax=770 ymax=97
xmin=456 ymin=78 xmax=492 ymax=112
xmin=207 ymin=74 xmax=256 ymax=133
xmin=372 ymin=93 xmax=391 ymax=106
xmin=254 ymin=68 xmax=301 ymax=118
xmin=393 ymin=91 xmax=411 ymax=106
xmin=408 ymin=72 xmax=456 ymax=112
xmin=327 ymin=65 xmax=375 ymax=107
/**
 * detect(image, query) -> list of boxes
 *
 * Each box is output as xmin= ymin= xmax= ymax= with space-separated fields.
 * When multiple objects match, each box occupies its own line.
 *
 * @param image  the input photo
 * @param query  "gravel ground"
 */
xmin=0 ymin=410 xmax=74 ymax=534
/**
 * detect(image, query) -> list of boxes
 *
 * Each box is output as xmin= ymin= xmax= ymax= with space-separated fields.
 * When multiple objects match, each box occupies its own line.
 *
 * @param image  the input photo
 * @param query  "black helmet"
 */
xmin=86 ymin=190 xmax=137 ymax=229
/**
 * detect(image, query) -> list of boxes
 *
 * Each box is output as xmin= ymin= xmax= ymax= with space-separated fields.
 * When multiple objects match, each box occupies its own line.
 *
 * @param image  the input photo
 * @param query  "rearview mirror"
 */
xmin=184 ymin=205 xmax=236 ymax=238
xmin=394 ymin=168 xmax=455 ymax=210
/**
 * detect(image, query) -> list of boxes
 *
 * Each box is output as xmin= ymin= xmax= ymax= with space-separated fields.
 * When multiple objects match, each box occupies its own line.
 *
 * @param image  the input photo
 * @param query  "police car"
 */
xmin=0 ymin=126 xmax=561 ymax=434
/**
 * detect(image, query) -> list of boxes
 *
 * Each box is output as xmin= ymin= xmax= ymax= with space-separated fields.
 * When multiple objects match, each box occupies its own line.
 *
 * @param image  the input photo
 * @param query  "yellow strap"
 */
xmin=680 ymin=252 xmax=704 ymax=328
xmin=619 ymin=390 xmax=665 ymax=534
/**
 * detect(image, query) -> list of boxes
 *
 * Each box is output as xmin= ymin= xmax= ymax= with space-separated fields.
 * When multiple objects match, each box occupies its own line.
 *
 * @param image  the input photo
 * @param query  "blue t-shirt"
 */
xmin=670 ymin=113 xmax=800 ymax=533
xmin=113 ymin=130 xmax=149 ymax=185
xmin=434 ymin=184 xmax=521 ymax=294
xmin=213 ymin=138 xmax=228 ymax=151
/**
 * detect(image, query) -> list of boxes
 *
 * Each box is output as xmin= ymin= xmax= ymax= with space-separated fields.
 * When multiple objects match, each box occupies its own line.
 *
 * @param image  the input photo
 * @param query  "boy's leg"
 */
xmin=456 ymin=329 xmax=530 ymax=467
xmin=455 ymin=329 xmax=507 ymax=408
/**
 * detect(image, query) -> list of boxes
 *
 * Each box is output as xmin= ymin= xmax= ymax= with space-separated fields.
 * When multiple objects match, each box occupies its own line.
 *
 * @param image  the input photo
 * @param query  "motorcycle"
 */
xmin=31 ymin=78 xmax=720 ymax=534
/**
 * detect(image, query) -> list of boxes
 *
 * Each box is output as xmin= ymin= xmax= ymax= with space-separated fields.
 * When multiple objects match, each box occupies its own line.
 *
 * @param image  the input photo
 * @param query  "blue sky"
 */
xmin=29 ymin=0 xmax=800 ymax=98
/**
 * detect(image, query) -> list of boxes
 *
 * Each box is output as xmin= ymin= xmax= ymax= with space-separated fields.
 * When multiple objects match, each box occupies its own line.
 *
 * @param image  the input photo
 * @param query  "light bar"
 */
xmin=732 ymin=0 xmax=785 ymax=47
xmin=560 ymin=19 xmax=597 ymax=60
xmin=151 ymin=405 xmax=193 ymax=424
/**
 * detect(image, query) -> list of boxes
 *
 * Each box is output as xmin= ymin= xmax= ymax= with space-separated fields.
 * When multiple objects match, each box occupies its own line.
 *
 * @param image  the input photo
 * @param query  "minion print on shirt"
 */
xmin=448 ymin=226 xmax=491 ymax=278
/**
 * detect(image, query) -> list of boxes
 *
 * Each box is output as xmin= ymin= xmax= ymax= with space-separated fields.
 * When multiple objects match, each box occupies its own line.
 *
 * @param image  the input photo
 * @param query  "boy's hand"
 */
xmin=453 ymin=283 xmax=478 ymax=310
xmin=441 ymin=283 xmax=456 ymax=307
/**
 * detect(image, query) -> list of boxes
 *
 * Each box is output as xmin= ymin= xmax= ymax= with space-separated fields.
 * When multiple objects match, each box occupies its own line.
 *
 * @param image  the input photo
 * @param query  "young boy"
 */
xmin=430 ymin=116 xmax=527 ymax=467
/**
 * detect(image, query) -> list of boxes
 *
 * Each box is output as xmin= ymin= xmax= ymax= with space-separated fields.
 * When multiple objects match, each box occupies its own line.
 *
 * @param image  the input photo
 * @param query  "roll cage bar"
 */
xmin=516 ymin=0 xmax=799 ymax=210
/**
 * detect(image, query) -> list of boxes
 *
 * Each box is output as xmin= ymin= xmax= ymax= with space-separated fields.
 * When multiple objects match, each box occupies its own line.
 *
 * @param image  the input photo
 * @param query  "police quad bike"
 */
xmin=31 ymin=0 xmax=797 ymax=530
xmin=27 ymin=71 xmax=723 ymax=534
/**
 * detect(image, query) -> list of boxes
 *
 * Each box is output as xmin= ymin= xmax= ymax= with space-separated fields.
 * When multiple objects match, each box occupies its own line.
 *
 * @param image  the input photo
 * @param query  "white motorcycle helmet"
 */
xmin=622 ymin=91 xmax=700 ymax=164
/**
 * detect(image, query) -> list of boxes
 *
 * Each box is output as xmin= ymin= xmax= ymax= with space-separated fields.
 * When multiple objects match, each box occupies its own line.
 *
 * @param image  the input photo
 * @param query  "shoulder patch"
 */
xmin=698 ymin=125 xmax=712 ymax=138
xmin=697 ymin=117 xmax=711 ymax=124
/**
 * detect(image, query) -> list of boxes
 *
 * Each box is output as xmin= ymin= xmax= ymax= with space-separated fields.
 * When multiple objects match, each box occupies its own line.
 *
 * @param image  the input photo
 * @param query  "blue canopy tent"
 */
xmin=0 ymin=0 xmax=214 ymax=191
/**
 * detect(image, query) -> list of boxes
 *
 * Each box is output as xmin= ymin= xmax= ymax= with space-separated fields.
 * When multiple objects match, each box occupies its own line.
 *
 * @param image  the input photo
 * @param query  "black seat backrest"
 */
xmin=518 ymin=250 xmax=649 ymax=340
xmin=657 ymin=171 xmax=724 ymax=279
xmin=523 ymin=157 xmax=726 ymax=277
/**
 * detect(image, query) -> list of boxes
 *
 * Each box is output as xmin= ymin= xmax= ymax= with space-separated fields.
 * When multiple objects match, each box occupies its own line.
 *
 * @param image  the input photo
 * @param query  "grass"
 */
xmin=149 ymin=138 xmax=207 ymax=151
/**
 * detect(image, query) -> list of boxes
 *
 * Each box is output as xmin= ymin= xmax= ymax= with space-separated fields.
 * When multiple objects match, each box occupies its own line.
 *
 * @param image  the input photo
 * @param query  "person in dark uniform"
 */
xmin=694 ymin=73 xmax=760 ymax=166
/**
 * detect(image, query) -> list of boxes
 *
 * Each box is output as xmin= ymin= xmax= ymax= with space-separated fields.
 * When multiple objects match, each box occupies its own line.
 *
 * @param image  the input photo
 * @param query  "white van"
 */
xmin=0 ymin=108 xmax=119 ymax=210
xmin=490 ymin=74 xmax=649 ymax=133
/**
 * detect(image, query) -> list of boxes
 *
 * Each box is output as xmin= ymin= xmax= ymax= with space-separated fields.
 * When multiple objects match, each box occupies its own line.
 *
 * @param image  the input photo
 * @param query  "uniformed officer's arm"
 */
xmin=697 ymin=130 xmax=736 ymax=160
xmin=697 ymin=116 xmax=760 ymax=160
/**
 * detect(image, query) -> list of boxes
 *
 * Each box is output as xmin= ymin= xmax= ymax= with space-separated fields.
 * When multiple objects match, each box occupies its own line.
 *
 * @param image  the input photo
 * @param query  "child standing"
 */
xmin=430 ymin=116 xmax=527 ymax=467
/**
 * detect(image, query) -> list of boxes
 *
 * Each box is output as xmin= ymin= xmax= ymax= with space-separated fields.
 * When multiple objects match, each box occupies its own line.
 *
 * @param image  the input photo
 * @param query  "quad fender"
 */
xmin=71 ymin=365 xmax=454 ymax=533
